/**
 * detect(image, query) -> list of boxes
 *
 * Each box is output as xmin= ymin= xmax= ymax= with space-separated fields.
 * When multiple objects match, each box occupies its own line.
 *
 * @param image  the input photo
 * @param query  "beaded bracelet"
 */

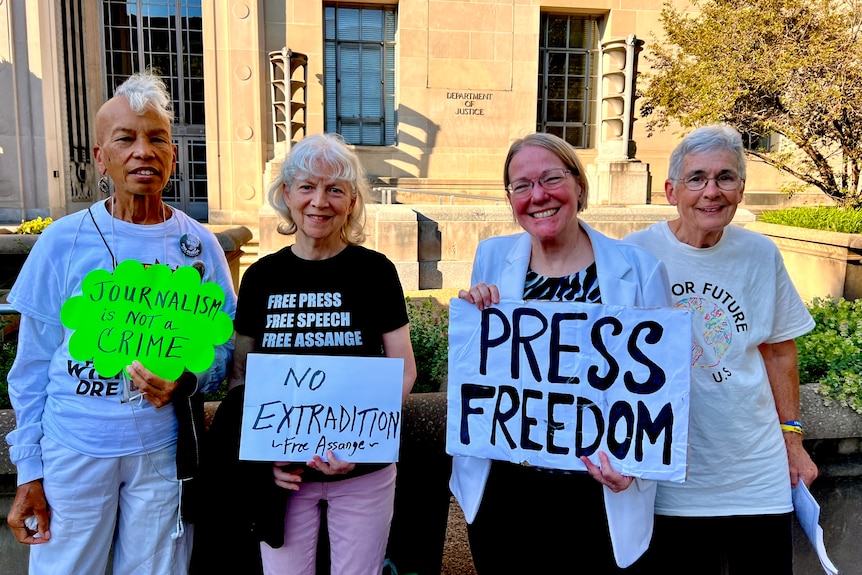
xmin=780 ymin=420 xmax=804 ymax=435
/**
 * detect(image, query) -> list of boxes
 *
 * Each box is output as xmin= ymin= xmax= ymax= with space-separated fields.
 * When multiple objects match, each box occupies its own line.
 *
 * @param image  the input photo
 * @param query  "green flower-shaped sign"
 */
xmin=60 ymin=260 xmax=232 ymax=381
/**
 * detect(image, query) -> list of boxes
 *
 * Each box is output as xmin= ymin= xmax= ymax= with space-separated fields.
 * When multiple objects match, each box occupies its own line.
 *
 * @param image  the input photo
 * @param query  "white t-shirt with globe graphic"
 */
xmin=626 ymin=221 xmax=814 ymax=516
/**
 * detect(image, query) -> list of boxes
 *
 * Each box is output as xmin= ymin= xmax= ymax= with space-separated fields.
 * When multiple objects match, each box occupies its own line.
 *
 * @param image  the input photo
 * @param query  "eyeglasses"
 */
xmin=507 ymin=169 xmax=573 ymax=196
xmin=677 ymin=174 xmax=744 ymax=192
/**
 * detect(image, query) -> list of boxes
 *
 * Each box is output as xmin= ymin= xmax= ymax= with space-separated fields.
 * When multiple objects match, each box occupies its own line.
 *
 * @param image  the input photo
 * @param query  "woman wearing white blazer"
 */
xmin=450 ymin=133 xmax=672 ymax=573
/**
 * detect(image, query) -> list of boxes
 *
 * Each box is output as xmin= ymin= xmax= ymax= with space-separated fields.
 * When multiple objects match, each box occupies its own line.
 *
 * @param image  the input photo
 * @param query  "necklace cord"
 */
xmin=108 ymin=197 xmax=170 ymax=266
xmin=87 ymin=204 xmax=117 ymax=269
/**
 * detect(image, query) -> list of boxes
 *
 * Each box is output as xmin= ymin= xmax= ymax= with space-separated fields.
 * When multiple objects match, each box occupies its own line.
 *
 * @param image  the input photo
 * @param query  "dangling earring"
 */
xmin=98 ymin=175 xmax=110 ymax=196
xmin=161 ymin=179 xmax=174 ymax=195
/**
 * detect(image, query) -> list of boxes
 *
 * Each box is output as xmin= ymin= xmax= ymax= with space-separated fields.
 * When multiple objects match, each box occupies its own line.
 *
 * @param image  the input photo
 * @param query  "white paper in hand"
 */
xmin=792 ymin=481 xmax=839 ymax=575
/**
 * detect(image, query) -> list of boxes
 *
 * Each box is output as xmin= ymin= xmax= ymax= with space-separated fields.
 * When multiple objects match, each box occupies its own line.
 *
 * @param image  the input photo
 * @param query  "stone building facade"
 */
xmin=1 ymin=0 xmax=790 ymax=226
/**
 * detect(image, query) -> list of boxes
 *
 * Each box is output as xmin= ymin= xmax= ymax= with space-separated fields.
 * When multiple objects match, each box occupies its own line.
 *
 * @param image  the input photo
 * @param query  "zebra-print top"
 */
xmin=523 ymin=261 xmax=601 ymax=303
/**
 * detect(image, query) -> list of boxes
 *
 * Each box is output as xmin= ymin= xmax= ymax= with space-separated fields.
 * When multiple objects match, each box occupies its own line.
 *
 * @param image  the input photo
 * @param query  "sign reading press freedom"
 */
xmin=239 ymin=353 xmax=404 ymax=463
xmin=60 ymin=260 xmax=233 ymax=382
xmin=447 ymin=299 xmax=692 ymax=482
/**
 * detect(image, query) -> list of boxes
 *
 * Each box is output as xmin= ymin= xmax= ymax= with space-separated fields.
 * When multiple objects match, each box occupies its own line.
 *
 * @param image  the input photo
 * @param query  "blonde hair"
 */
xmin=503 ymin=133 xmax=590 ymax=212
xmin=266 ymin=134 xmax=368 ymax=245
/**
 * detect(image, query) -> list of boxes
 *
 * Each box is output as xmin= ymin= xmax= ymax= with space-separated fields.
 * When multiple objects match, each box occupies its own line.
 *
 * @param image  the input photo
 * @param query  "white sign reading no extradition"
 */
xmin=239 ymin=353 xmax=404 ymax=463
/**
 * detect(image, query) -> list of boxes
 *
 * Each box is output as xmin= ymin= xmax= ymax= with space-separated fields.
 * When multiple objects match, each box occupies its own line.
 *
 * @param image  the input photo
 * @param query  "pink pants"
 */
xmin=261 ymin=463 xmax=396 ymax=575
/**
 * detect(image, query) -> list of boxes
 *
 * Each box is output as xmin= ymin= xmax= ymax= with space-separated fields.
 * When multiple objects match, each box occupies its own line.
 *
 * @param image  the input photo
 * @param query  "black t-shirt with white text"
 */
xmin=234 ymin=244 xmax=409 ymax=482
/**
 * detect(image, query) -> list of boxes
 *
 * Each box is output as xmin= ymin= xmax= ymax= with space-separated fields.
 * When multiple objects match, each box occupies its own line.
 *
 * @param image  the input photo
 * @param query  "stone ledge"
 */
xmin=0 ymin=227 xmax=254 ymax=254
xmin=2 ymin=385 xmax=859 ymax=478
xmin=0 ymin=409 xmax=14 ymax=476
xmin=746 ymin=221 xmax=862 ymax=250
xmin=212 ymin=226 xmax=254 ymax=252
xmin=800 ymin=384 xmax=862 ymax=440
xmin=0 ymin=235 xmax=38 ymax=255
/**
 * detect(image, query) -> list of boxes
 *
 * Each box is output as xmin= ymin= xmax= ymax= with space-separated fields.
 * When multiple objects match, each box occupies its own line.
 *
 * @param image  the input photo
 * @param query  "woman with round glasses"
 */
xmin=449 ymin=132 xmax=672 ymax=573
xmin=626 ymin=124 xmax=817 ymax=574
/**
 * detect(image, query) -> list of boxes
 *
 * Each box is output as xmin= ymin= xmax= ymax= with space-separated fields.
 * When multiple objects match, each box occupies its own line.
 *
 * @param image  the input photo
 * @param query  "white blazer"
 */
xmin=449 ymin=221 xmax=672 ymax=568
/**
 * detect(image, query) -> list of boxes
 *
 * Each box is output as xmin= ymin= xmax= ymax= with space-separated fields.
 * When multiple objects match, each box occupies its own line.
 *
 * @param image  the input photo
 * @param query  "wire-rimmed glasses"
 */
xmin=677 ymin=173 xmax=744 ymax=192
xmin=507 ymin=168 xmax=572 ymax=196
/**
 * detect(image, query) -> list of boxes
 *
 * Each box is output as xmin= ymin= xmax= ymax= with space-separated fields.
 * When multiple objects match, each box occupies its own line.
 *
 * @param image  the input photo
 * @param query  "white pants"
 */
xmin=30 ymin=435 xmax=190 ymax=575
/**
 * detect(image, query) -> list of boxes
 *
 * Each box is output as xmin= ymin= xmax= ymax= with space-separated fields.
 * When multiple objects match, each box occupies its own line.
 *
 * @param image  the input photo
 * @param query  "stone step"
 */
xmin=238 ymin=237 xmax=259 ymax=283
xmin=203 ymin=224 xmax=259 ymax=285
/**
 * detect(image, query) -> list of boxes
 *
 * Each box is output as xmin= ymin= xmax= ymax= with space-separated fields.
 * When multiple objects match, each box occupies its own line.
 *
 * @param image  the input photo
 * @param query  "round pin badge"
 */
xmin=180 ymin=233 xmax=203 ymax=257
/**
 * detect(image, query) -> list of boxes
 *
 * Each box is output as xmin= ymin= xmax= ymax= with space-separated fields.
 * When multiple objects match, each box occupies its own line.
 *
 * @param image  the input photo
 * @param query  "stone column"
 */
xmin=203 ymin=0 xmax=267 ymax=225
xmin=589 ymin=35 xmax=650 ymax=206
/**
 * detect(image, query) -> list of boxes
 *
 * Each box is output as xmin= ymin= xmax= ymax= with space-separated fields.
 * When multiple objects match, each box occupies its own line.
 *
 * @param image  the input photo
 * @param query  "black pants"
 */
xmin=466 ymin=461 xmax=646 ymax=574
xmin=638 ymin=513 xmax=794 ymax=575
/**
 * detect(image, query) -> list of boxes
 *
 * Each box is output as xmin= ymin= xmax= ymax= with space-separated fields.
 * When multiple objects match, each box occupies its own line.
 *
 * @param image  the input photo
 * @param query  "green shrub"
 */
xmin=759 ymin=206 xmax=862 ymax=234
xmin=797 ymin=297 xmax=862 ymax=414
xmin=0 ymin=340 xmax=16 ymax=409
xmin=204 ymin=378 xmax=229 ymax=402
xmin=406 ymin=297 xmax=449 ymax=393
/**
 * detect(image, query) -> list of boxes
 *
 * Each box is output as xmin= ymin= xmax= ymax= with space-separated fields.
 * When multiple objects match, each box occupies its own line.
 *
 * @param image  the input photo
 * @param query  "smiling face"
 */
xmin=283 ymin=172 xmax=356 ymax=255
xmin=506 ymin=145 xmax=582 ymax=245
xmin=666 ymin=150 xmax=745 ymax=247
xmin=94 ymin=96 xmax=176 ymax=199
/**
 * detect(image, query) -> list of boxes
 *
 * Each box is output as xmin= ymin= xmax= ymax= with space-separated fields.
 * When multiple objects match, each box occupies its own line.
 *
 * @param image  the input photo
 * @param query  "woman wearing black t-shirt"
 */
xmin=200 ymin=134 xmax=416 ymax=575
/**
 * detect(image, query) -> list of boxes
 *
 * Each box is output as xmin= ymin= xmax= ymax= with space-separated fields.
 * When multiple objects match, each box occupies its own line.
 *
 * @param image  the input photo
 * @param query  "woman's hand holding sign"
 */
xmin=308 ymin=450 xmax=356 ymax=476
xmin=270 ymin=450 xmax=356 ymax=492
xmin=459 ymin=282 xmax=500 ymax=311
xmin=580 ymin=452 xmax=634 ymax=493
xmin=272 ymin=463 xmax=304 ymax=491
xmin=125 ymin=360 xmax=189 ymax=408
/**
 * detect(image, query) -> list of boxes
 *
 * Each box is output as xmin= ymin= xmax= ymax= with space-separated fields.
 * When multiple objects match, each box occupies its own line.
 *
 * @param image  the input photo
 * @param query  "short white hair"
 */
xmin=668 ymin=124 xmax=746 ymax=181
xmin=114 ymin=70 xmax=174 ymax=123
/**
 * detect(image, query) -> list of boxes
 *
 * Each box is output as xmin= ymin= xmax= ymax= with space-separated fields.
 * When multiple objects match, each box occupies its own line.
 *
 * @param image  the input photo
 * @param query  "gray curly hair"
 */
xmin=266 ymin=134 xmax=368 ymax=245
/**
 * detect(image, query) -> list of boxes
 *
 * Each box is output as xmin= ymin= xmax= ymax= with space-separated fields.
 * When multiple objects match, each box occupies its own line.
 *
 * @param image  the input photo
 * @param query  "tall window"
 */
xmin=742 ymin=131 xmax=773 ymax=152
xmin=537 ymin=15 xmax=599 ymax=149
xmin=101 ymin=0 xmax=208 ymax=220
xmin=324 ymin=4 xmax=396 ymax=146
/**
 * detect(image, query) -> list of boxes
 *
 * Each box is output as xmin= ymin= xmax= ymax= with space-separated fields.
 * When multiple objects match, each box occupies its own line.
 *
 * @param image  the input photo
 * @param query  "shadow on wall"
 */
xmin=392 ymin=103 xmax=440 ymax=178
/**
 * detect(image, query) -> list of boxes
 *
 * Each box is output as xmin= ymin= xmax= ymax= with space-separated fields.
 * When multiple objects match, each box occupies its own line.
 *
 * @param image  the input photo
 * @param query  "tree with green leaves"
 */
xmin=641 ymin=0 xmax=862 ymax=207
